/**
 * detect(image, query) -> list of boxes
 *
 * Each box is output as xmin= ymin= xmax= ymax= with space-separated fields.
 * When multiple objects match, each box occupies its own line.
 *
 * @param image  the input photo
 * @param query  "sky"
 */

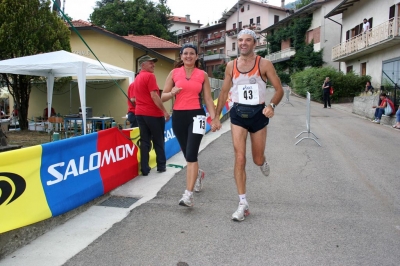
xmin=64 ymin=0 xmax=287 ymax=26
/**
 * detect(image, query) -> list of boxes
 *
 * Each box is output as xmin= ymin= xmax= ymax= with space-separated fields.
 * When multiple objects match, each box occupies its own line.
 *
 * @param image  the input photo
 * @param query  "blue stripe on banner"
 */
xmin=164 ymin=117 xmax=181 ymax=160
xmin=40 ymin=133 xmax=104 ymax=216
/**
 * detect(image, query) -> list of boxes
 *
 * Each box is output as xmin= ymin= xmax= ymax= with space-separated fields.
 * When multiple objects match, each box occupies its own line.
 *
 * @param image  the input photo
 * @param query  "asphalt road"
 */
xmin=5 ymin=91 xmax=399 ymax=266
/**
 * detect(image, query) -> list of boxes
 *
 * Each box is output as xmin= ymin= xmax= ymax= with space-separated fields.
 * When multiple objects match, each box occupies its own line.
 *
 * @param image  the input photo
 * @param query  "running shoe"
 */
xmin=179 ymin=193 xmax=193 ymax=207
xmin=260 ymin=161 xmax=270 ymax=177
xmin=231 ymin=202 xmax=250 ymax=221
xmin=194 ymin=169 xmax=205 ymax=192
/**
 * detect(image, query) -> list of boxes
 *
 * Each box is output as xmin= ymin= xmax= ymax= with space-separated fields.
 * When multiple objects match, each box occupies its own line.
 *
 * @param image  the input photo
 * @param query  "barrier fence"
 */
xmin=295 ymin=92 xmax=321 ymax=146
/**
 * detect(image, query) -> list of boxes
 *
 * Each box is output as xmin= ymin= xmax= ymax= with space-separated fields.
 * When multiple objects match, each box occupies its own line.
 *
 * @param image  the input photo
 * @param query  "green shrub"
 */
xmin=291 ymin=67 xmax=371 ymax=102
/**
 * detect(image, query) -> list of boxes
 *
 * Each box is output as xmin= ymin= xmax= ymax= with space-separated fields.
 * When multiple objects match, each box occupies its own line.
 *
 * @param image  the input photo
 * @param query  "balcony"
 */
xmin=243 ymin=24 xmax=262 ymax=33
xmin=332 ymin=17 xmax=400 ymax=61
xmin=203 ymin=53 xmax=228 ymax=62
xmin=265 ymin=47 xmax=296 ymax=63
xmin=226 ymin=29 xmax=239 ymax=38
xmin=181 ymin=41 xmax=198 ymax=47
xmin=201 ymin=36 xmax=226 ymax=47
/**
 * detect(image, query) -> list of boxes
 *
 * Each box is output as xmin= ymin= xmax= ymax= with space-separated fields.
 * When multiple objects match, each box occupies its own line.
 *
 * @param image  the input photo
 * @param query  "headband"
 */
xmin=180 ymin=43 xmax=198 ymax=54
xmin=238 ymin=29 xmax=257 ymax=41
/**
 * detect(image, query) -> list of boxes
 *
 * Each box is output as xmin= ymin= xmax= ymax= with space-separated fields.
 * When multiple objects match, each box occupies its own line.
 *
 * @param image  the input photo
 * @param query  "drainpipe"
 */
xmin=327 ymin=17 xmax=342 ymax=72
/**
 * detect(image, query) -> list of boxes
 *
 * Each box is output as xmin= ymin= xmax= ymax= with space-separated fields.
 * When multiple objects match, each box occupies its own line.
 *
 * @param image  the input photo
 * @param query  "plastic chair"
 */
xmin=48 ymin=117 xmax=64 ymax=139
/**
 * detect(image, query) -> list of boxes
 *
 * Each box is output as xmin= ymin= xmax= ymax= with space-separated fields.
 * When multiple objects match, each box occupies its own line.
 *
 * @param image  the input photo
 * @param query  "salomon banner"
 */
xmin=0 ymin=127 xmax=139 ymax=233
xmin=0 ymin=99 xmax=231 ymax=233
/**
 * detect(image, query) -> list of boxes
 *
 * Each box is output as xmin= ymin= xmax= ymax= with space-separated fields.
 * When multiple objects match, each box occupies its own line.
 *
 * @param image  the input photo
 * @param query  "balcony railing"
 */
xmin=203 ymin=53 xmax=227 ymax=61
xmin=332 ymin=17 xmax=400 ymax=60
xmin=181 ymin=41 xmax=198 ymax=47
xmin=202 ymin=37 xmax=226 ymax=47
xmin=265 ymin=47 xmax=296 ymax=62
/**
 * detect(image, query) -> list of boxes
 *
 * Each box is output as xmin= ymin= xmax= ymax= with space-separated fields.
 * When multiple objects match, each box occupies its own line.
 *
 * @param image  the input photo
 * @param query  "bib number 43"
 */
xmin=238 ymin=84 xmax=259 ymax=105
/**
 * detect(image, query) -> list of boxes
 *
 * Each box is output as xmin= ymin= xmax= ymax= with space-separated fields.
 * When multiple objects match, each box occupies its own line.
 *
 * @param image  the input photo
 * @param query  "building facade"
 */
xmin=220 ymin=0 xmax=288 ymax=57
xmin=169 ymin=15 xmax=202 ymax=37
xmin=263 ymin=0 xmax=342 ymax=69
xmin=326 ymin=0 xmax=400 ymax=89
xmin=178 ymin=23 xmax=227 ymax=78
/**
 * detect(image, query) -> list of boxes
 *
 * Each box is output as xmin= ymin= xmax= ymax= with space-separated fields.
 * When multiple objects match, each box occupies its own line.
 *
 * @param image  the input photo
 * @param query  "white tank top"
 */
xmin=230 ymin=56 xmax=267 ymax=105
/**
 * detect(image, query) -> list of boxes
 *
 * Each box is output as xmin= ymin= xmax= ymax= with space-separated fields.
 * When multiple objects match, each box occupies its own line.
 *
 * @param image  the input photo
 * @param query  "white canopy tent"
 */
xmin=0 ymin=50 xmax=135 ymax=134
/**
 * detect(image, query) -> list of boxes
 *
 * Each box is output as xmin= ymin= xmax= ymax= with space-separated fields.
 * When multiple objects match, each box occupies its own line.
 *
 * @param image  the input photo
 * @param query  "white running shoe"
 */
xmin=232 ymin=203 xmax=250 ymax=221
xmin=179 ymin=193 xmax=193 ymax=207
xmin=194 ymin=169 xmax=205 ymax=192
xmin=260 ymin=161 xmax=270 ymax=177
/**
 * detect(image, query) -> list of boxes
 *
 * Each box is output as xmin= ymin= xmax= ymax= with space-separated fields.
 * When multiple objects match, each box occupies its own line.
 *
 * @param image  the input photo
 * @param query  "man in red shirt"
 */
xmin=134 ymin=55 xmax=170 ymax=175
xmin=127 ymin=81 xmax=138 ymax=128
xmin=43 ymin=105 xmax=56 ymax=120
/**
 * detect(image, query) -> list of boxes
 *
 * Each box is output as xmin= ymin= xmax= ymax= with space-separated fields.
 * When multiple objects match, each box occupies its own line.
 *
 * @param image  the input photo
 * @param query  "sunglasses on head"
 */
xmin=180 ymin=44 xmax=198 ymax=54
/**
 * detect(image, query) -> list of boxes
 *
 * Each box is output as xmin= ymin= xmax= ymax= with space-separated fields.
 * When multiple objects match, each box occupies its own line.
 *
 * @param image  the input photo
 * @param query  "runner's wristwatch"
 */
xmin=269 ymin=103 xmax=276 ymax=109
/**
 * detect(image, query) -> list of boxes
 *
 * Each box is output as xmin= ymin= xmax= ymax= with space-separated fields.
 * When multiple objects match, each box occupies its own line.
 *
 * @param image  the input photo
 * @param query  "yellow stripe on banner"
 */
xmin=129 ymin=128 xmax=156 ymax=174
xmin=0 ymin=145 xmax=52 ymax=233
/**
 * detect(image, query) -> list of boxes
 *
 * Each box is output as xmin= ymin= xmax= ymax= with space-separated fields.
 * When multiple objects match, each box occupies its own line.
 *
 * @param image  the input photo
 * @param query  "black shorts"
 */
xmin=230 ymin=103 xmax=269 ymax=133
xmin=172 ymin=109 xmax=205 ymax=162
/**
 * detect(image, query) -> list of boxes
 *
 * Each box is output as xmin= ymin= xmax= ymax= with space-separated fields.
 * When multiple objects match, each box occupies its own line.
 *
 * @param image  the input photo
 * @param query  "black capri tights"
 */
xmin=172 ymin=109 xmax=206 ymax=162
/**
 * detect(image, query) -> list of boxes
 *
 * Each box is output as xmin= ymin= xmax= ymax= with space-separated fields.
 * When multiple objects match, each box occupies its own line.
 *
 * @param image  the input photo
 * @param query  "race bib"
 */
xmin=238 ymin=84 xmax=259 ymax=105
xmin=192 ymin=115 xmax=206 ymax=135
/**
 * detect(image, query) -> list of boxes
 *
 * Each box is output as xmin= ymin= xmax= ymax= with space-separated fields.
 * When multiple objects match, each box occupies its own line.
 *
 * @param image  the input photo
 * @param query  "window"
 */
xmin=213 ymin=49 xmax=217 ymax=54
xmin=185 ymin=26 xmax=190 ymax=31
xmin=232 ymin=43 xmax=236 ymax=51
xmin=361 ymin=62 xmax=367 ymax=76
xmin=233 ymin=23 xmax=236 ymax=29
xmin=250 ymin=18 xmax=254 ymax=25
xmin=220 ymin=48 xmax=224 ymax=54
xmin=274 ymin=15 xmax=279 ymax=24
xmin=346 ymin=65 xmax=353 ymax=73
xmin=389 ymin=5 xmax=395 ymax=19
xmin=368 ymin=18 xmax=373 ymax=28
xmin=239 ymin=21 xmax=242 ymax=29
xmin=256 ymin=17 xmax=260 ymax=25
xmin=248 ymin=4 xmax=250 ymax=10
xmin=214 ymin=32 xmax=218 ymax=37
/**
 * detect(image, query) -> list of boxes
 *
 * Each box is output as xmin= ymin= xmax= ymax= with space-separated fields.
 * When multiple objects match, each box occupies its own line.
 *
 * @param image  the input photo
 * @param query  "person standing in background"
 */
xmin=134 ymin=55 xmax=170 ymax=176
xmin=363 ymin=18 xmax=370 ymax=33
xmin=43 ymin=104 xmax=56 ymax=120
xmin=322 ymin=77 xmax=331 ymax=108
xmin=127 ymin=81 xmax=138 ymax=128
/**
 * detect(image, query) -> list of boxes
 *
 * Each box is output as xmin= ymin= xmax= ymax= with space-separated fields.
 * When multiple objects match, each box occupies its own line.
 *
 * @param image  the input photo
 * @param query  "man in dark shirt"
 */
xmin=322 ymin=77 xmax=331 ymax=108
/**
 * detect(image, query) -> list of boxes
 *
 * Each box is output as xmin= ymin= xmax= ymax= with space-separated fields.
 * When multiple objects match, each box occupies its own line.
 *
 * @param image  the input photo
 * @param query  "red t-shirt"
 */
xmin=134 ymin=71 xmax=163 ymax=117
xmin=172 ymin=67 xmax=204 ymax=110
xmin=381 ymin=98 xmax=395 ymax=115
xmin=127 ymin=82 xmax=135 ymax=113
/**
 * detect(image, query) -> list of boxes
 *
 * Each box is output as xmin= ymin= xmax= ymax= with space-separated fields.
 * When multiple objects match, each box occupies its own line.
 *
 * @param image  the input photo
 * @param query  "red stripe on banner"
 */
xmin=97 ymin=127 xmax=139 ymax=193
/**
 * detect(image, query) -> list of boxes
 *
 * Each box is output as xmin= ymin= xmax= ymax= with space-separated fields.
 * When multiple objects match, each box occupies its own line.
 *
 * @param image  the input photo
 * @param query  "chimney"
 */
xmin=185 ymin=15 xmax=191 ymax=22
xmin=281 ymin=0 xmax=285 ymax=8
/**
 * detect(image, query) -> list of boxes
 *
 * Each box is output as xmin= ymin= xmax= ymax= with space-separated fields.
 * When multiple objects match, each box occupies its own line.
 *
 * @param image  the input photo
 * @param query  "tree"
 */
xmin=294 ymin=0 xmax=313 ymax=10
xmin=0 ymin=0 xmax=71 ymax=130
xmin=90 ymin=0 xmax=174 ymax=41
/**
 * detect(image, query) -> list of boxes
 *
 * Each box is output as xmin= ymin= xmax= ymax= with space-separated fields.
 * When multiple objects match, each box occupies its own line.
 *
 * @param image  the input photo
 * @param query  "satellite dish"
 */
xmin=52 ymin=0 xmax=61 ymax=13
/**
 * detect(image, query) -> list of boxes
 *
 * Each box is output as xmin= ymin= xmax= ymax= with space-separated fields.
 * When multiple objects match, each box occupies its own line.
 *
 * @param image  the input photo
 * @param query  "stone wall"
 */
xmin=352 ymin=95 xmax=378 ymax=119
xmin=352 ymin=94 xmax=396 ymax=125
